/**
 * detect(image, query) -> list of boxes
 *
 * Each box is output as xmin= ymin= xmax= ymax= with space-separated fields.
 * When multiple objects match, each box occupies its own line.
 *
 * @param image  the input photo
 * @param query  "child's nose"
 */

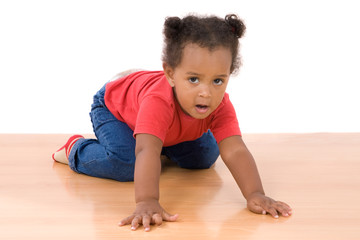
xmin=198 ymin=85 xmax=211 ymax=98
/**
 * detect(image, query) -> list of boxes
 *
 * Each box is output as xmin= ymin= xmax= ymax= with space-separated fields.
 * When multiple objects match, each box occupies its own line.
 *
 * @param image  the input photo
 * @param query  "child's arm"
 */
xmin=119 ymin=133 xmax=178 ymax=231
xmin=219 ymin=135 xmax=292 ymax=218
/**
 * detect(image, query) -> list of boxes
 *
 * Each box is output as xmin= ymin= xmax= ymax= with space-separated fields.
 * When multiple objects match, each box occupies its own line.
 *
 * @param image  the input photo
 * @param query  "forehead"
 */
xmin=178 ymin=43 xmax=232 ymax=74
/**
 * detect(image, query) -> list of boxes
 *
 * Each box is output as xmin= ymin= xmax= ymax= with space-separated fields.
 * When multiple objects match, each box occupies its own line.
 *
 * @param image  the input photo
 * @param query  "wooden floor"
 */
xmin=0 ymin=133 xmax=359 ymax=240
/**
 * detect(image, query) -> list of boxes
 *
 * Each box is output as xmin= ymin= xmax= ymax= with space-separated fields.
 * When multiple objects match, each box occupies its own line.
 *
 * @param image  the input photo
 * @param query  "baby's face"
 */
xmin=166 ymin=43 xmax=232 ymax=119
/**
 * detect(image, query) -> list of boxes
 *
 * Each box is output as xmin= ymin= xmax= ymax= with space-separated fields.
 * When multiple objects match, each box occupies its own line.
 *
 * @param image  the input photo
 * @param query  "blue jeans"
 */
xmin=68 ymin=85 xmax=220 ymax=182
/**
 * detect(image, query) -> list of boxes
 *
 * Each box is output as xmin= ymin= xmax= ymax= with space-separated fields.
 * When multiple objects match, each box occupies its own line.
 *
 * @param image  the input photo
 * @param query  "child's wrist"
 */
xmin=245 ymin=191 xmax=265 ymax=201
xmin=135 ymin=196 xmax=159 ymax=204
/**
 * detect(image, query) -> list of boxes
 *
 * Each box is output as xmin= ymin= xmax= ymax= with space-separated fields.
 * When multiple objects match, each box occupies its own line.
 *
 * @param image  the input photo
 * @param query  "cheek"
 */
xmin=176 ymin=81 xmax=193 ymax=96
xmin=214 ymin=88 xmax=227 ymax=102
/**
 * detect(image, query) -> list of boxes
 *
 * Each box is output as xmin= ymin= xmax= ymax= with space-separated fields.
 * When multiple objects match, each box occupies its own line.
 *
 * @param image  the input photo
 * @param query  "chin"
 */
xmin=192 ymin=113 xmax=211 ymax=119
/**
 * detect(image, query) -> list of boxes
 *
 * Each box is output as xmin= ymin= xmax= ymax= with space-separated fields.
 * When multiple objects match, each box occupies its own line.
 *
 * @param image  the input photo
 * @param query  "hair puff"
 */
xmin=225 ymin=14 xmax=246 ymax=38
xmin=163 ymin=17 xmax=183 ymax=39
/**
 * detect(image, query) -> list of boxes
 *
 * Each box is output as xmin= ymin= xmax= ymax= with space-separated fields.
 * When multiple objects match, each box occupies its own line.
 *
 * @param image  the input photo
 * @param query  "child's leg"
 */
xmin=68 ymin=85 xmax=136 ymax=182
xmin=162 ymin=130 xmax=219 ymax=169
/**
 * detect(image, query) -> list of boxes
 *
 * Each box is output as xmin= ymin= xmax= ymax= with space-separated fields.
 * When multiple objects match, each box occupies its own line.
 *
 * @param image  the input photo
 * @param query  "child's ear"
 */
xmin=162 ymin=62 xmax=175 ymax=87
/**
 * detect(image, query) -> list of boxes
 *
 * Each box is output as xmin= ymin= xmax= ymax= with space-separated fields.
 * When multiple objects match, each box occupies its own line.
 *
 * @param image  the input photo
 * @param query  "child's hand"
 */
xmin=118 ymin=199 xmax=179 ymax=232
xmin=246 ymin=192 xmax=292 ymax=218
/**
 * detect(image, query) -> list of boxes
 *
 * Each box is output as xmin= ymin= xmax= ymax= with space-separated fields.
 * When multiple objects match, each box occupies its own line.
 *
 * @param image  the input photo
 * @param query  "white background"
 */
xmin=1 ymin=0 xmax=359 ymax=134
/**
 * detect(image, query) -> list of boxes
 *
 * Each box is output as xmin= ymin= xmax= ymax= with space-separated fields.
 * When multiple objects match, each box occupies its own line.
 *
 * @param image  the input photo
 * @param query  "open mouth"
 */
xmin=195 ymin=104 xmax=209 ymax=113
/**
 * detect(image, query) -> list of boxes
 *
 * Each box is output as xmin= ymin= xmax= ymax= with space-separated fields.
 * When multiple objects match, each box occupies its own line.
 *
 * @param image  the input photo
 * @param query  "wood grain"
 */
xmin=0 ymin=133 xmax=359 ymax=239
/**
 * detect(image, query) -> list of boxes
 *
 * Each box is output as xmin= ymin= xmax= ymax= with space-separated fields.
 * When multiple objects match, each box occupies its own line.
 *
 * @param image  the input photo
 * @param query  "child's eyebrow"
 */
xmin=215 ymin=74 xmax=229 ymax=78
xmin=185 ymin=72 xmax=228 ymax=78
xmin=185 ymin=71 xmax=201 ymax=76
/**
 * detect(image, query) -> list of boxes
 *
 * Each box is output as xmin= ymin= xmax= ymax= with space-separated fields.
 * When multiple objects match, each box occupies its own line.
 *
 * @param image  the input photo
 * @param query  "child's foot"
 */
xmin=53 ymin=148 xmax=68 ymax=164
xmin=52 ymin=135 xmax=84 ymax=165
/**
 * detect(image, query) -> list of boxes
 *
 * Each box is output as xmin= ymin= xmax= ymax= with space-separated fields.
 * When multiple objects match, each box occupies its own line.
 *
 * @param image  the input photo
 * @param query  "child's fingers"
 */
xmin=250 ymin=199 xmax=278 ymax=218
xmin=247 ymin=202 xmax=265 ymax=215
xmin=120 ymin=213 xmax=170 ymax=232
xmin=142 ymin=215 xmax=151 ymax=232
xmin=274 ymin=201 xmax=293 ymax=217
xmin=118 ymin=215 xmax=135 ymax=226
xmin=262 ymin=201 xmax=293 ymax=218
xmin=247 ymin=195 xmax=292 ymax=218
xmin=277 ymin=201 xmax=291 ymax=209
xmin=262 ymin=205 xmax=279 ymax=218
xmin=279 ymin=201 xmax=292 ymax=213
xmin=119 ymin=209 xmax=178 ymax=232
xmin=131 ymin=216 xmax=141 ymax=230
xmin=162 ymin=211 xmax=179 ymax=222
xmin=152 ymin=213 xmax=163 ymax=226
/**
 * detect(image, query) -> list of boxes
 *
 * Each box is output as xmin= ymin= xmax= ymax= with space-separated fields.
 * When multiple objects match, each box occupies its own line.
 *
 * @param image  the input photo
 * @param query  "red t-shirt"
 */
xmin=104 ymin=71 xmax=241 ymax=147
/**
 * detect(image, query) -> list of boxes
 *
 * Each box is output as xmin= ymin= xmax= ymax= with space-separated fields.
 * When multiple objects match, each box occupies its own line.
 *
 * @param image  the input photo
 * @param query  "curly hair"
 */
xmin=162 ymin=14 xmax=246 ymax=74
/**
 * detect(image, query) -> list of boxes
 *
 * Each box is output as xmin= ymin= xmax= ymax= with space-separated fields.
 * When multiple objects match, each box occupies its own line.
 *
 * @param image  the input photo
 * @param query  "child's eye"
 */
xmin=213 ymin=78 xmax=224 ymax=85
xmin=188 ymin=77 xmax=199 ymax=84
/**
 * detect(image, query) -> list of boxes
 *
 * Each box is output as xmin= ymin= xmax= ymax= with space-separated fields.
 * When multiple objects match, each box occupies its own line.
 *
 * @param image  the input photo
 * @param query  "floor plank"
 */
xmin=0 ymin=133 xmax=359 ymax=239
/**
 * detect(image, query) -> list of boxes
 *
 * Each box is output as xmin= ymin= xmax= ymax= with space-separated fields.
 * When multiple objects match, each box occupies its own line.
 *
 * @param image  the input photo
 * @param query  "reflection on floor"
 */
xmin=0 ymin=133 xmax=359 ymax=239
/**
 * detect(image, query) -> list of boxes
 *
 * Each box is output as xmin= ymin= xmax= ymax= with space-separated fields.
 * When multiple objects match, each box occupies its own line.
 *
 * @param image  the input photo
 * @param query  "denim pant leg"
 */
xmin=162 ymin=130 xmax=220 ymax=169
xmin=68 ymin=85 xmax=136 ymax=182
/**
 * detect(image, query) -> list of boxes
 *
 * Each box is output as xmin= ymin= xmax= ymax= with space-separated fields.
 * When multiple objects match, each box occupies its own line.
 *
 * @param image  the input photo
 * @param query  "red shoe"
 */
xmin=52 ymin=135 xmax=84 ymax=161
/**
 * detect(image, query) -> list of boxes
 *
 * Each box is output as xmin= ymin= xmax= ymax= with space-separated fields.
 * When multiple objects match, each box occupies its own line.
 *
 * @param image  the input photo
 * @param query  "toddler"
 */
xmin=53 ymin=14 xmax=292 ymax=232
